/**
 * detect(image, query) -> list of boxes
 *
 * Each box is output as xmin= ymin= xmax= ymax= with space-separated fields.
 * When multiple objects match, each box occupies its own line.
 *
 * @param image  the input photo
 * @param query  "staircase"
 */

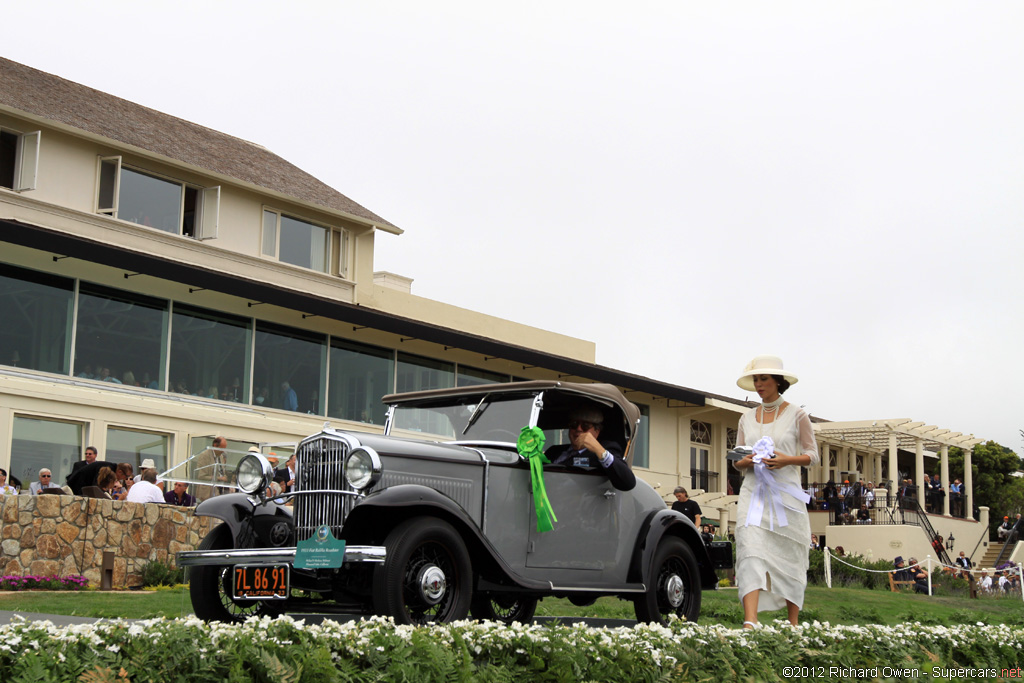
xmin=978 ymin=544 xmax=1005 ymax=569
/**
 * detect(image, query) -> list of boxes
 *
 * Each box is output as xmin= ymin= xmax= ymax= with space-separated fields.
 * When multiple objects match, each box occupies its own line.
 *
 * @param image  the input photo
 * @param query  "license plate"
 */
xmin=232 ymin=564 xmax=290 ymax=600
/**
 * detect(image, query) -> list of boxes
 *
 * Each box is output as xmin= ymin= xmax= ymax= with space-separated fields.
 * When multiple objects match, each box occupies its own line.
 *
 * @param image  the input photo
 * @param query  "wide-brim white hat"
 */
xmin=736 ymin=355 xmax=799 ymax=392
xmin=140 ymin=458 xmax=156 ymax=469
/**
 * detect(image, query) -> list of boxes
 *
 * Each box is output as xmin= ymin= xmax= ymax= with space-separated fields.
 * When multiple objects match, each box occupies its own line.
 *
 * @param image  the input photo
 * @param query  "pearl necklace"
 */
xmin=758 ymin=395 xmax=785 ymax=438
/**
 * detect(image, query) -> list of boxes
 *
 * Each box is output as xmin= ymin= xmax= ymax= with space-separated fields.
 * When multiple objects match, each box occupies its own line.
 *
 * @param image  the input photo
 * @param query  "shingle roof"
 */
xmin=0 ymin=57 xmax=400 ymax=232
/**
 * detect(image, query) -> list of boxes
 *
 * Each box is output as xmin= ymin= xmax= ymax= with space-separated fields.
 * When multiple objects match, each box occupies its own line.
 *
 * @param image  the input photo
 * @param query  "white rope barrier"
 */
xmin=821 ymin=548 xmax=1023 ymax=600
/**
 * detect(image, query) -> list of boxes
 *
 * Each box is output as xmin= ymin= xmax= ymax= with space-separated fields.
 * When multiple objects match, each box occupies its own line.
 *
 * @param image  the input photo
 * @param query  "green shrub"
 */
xmin=139 ymin=559 xmax=184 ymax=587
xmin=807 ymin=550 xmax=894 ymax=590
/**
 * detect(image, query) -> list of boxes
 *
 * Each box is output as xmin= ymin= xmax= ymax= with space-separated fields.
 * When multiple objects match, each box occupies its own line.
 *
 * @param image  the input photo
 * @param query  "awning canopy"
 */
xmin=814 ymin=418 xmax=984 ymax=453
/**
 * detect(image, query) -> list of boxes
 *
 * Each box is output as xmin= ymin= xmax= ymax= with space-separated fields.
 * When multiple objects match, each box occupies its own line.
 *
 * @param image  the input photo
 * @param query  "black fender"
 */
xmin=630 ymin=509 xmax=720 ymax=590
xmin=342 ymin=484 xmax=551 ymax=592
xmin=193 ymin=493 xmax=293 ymax=548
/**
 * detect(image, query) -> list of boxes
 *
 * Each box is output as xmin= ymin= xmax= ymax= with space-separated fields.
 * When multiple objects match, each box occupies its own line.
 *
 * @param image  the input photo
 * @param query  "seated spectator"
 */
xmin=164 ymin=481 xmax=195 ymax=507
xmin=834 ymin=545 xmax=845 ymax=557
xmin=810 ymin=533 xmax=819 ymax=550
xmin=997 ymin=516 xmax=1013 ymax=540
xmin=0 ymin=468 xmax=16 ymax=496
xmin=96 ymin=467 xmax=118 ymax=499
xmin=112 ymin=463 xmax=135 ymax=501
xmin=133 ymin=458 xmax=165 ymax=490
xmin=954 ymin=551 xmax=972 ymax=578
xmin=1011 ymin=514 xmax=1023 ymax=542
xmin=892 ymin=556 xmax=913 ymax=583
xmin=979 ymin=571 xmax=993 ymax=593
xmin=998 ymin=570 xmax=1011 ymax=593
xmin=909 ymin=558 xmax=932 ymax=595
xmin=29 ymin=468 xmax=54 ymax=495
xmin=856 ymin=504 xmax=871 ymax=524
xmin=864 ymin=483 xmax=875 ymax=508
xmin=126 ymin=468 xmax=164 ymax=504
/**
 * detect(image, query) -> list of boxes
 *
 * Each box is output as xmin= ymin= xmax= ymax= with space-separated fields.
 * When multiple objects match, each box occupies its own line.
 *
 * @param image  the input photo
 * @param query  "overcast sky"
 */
xmin=6 ymin=2 xmax=1022 ymax=455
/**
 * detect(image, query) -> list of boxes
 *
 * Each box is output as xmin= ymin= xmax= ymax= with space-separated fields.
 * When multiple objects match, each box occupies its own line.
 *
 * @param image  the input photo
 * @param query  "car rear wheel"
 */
xmin=189 ymin=523 xmax=265 ymax=623
xmin=372 ymin=517 xmax=472 ymax=625
xmin=470 ymin=594 xmax=538 ymax=624
xmin=634 ymin=535 xmax=701 ymax=625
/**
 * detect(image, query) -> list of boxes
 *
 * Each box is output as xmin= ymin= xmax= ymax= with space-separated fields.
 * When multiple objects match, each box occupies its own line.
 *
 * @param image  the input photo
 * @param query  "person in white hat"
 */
xmin=133 ymin=458 xmax=165 ymax=491
xmin=732 ymin=355 xmax=819 ymax=629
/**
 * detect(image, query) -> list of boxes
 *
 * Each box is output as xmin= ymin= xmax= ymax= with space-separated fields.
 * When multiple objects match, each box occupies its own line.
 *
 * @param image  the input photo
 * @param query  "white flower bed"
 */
xmin=1 ymin=614 xmax=1022 ymax=681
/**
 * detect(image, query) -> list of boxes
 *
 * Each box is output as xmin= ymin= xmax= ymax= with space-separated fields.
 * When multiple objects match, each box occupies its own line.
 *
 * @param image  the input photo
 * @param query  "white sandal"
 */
xmin=742 ymin=621 xmax=758 ymax=629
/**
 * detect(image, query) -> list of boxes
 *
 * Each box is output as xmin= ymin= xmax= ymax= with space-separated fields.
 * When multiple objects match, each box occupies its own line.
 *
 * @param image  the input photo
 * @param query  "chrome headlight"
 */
xmin=237 ymin=453 xmax=273 ymax=495
xmin=345 ymin=447 xmax=382 ymax=491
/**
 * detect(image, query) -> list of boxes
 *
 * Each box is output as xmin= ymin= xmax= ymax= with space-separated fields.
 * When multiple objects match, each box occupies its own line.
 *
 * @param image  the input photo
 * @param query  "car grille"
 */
xmin=293 ymin=433 xmax=354 ymax=542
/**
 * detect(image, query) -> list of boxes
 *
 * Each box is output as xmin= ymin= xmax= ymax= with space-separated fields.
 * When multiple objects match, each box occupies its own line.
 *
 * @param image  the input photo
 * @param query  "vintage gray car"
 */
xmin=178 ymin=381 xmax=729 ymax=625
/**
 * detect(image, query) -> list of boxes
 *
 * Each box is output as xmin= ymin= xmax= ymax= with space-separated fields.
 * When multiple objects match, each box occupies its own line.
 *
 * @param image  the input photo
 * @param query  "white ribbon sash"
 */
xmin=744 ymin=436 xmax=811 ymax=530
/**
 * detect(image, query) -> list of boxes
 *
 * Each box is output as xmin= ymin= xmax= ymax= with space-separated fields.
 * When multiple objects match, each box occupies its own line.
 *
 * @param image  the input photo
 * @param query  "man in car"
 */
xmin=547 ymin=406 xmax=635 ymax=491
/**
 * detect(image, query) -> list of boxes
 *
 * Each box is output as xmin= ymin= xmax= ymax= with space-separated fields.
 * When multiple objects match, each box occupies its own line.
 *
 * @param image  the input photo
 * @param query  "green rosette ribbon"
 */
xmin=517 ymin=426 xmax=558 ymax=533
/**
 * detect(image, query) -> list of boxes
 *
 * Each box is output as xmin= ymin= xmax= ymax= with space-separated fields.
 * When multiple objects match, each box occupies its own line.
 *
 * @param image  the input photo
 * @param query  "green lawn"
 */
xmin=2 ymin=583 xmax=1022 ymax=625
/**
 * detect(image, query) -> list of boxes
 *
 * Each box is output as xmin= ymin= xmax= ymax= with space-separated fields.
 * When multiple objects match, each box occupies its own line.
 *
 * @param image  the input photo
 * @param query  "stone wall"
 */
xmin=0 ymin=494 xmax=214 ymax=588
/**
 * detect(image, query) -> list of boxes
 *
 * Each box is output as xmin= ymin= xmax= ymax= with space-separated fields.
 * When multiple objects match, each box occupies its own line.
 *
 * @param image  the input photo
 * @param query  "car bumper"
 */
xmin=176 ymin=545 xmax=386 ymax=567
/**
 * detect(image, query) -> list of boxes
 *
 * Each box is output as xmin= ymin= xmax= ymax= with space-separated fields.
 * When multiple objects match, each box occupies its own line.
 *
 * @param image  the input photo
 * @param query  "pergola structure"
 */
xmin=813 ymin=418 xmax=984 ymax=517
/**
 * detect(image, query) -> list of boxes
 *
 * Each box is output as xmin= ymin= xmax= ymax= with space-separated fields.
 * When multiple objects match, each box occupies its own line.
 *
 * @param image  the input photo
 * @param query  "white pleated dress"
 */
xmin=735 ymin=403 xmax=819 ymax=611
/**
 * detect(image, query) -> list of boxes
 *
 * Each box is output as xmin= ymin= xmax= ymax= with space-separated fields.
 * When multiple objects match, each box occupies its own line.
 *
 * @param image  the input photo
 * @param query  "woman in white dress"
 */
xmin=732 ymin=355 xmax=819 ymax=628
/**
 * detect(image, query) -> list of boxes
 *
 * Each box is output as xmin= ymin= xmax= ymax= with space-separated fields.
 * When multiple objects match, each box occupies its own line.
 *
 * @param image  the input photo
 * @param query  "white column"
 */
xmin=940 ymin=445 xmax=950 ymax=516
xmin=713 ymin=422 xmax=728 ymax=494
xmin=888 ymin=433 xmax=898 ymax=499
xmin=965 ymin=448 xmax=974 ymax=520
xmin=915 ymin=438 xmax=925 ymax=510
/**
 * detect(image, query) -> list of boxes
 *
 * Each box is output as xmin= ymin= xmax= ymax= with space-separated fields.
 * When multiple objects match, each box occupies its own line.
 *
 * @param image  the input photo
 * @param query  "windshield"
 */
xmin=389 ymin=393 xmax=536 ymax=442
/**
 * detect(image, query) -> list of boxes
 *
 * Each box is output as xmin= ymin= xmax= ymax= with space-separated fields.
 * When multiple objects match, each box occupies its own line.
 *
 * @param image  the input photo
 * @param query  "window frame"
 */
xmin=0 ymin=127 xmax=41 ymax=192
xmin=261 ymin=207 xmax=347 ymax=277
xmin=95 ymin=156 xmax=219 ymax=239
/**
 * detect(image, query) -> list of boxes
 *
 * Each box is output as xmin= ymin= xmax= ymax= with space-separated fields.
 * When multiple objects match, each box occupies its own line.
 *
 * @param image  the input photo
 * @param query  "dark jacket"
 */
xmin=545 ymin=440 xmax=636 ymax=491
xmin=66 ymin=461 xmax=118 ymax=495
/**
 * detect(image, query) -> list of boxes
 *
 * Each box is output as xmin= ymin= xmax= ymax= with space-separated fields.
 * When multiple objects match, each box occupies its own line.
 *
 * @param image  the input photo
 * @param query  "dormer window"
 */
xmin=262 ymin=208 xmax=348 ymax=277
xmin=96 ymin=157 xmax=219 ymax=239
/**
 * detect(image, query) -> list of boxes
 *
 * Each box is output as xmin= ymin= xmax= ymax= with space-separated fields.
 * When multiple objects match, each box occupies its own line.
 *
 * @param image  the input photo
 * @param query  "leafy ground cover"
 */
xmin=1 ymin=613 xmax=1022 ymax=682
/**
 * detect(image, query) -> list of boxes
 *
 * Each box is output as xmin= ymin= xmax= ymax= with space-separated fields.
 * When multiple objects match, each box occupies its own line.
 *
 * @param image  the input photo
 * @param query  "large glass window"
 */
xmin=632 ymin=404 xmax=650 ymax=469
xmin=118 ymin=167 xmax=183 ymax=234
xmin=395 ymin=353 xmax=454 ymax=435
xmin=10 ymin=416 xmax=82 ymax=490
xmin=170 ymin=304 xmax=251 ymax=401
xmin=253 ymin=322 xmax=326 ymax=414
xmin=107 ymin=427 xmax=170 ymax=474
xmin=74 ymin=284 xmax=168 ymax=389
xmin=456 ymin=365 xmax=508 ymax=387
xmin=0 ymin=263 xmax=74 ymax=374
xmin=262 ymin=210 xmax=330 ymax=272
xmin=328 ymin=339 xmax=394 ymax=425
xmin=97 ymin=158 xmax=218 ymax=239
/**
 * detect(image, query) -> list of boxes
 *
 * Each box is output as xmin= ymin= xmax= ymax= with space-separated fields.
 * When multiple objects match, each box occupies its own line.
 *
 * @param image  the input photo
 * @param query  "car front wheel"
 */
xmin=634 ymin=535 xmax=701 ymax=625
xmin=372 ymin=517 xmax=472 ymax=625
xmin=189 ymin=523 xmax=265 ymax=623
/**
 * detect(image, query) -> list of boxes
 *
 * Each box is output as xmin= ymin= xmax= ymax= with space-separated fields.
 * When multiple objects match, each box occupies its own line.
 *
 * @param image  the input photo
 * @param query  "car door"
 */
xmin=525 ymin=467 xmax=623 ymax=573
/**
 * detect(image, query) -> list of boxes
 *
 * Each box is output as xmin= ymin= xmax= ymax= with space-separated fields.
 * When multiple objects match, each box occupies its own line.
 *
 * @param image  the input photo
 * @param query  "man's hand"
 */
xmin=573 ymin=431 xmax=604 ymax=455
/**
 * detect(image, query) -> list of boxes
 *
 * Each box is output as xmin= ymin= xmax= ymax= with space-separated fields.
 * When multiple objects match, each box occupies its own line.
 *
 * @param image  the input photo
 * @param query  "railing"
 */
xmin=690 ymin=469 xmax=719 ymax=492
xmin=902 ymin=498 xmax=953 ymax=566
